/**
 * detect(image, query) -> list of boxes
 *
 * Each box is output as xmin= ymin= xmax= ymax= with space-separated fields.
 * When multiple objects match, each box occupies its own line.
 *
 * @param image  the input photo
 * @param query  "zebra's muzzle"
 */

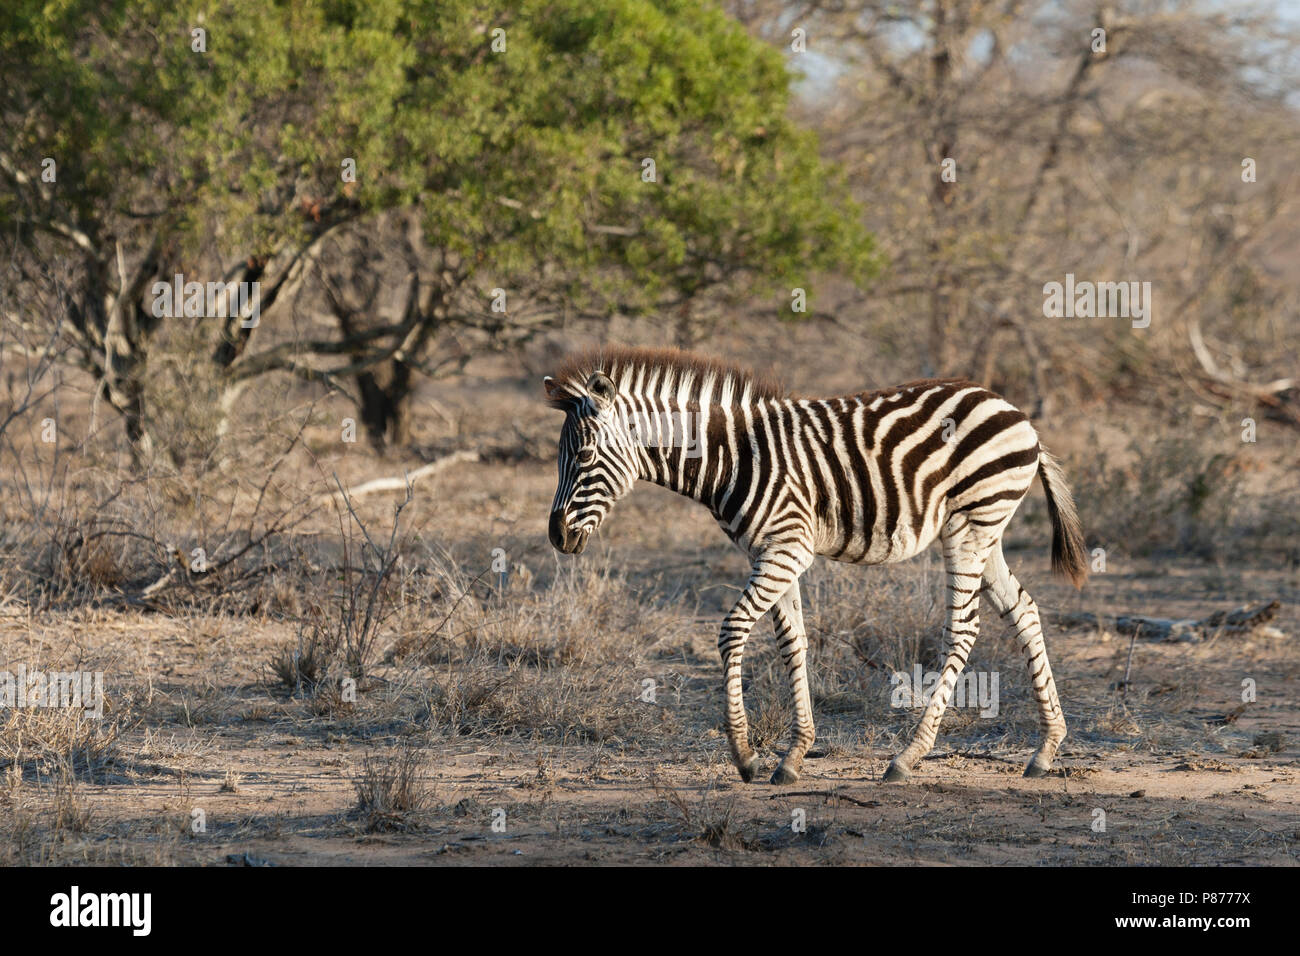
xmin=548 ymin=510 xmax=591 ymax=554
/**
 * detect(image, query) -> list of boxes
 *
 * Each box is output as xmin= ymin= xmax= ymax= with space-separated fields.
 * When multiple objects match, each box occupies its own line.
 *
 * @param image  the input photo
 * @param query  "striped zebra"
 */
xmin=544 ymin=346 xmax=1086 ymax=785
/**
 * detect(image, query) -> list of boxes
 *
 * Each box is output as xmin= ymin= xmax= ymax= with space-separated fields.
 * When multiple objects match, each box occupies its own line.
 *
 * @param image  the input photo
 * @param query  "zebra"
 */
xmin=544 ymin=345 xmax=1086 ymax=785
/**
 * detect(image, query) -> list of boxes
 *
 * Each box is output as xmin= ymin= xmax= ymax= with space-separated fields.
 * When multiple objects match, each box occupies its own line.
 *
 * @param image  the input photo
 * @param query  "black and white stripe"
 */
xmin=545 ymin=346 xmax=1087 ymax=785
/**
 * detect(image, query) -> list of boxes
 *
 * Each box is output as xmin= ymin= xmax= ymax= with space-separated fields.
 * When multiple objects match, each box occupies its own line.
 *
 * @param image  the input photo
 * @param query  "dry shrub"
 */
xmin=397 ymin=558 xmax=680 ymax=669
xmin=142 ymin=320 xmax=226 ymax=468
xmin=267 ymin=487 xmax=414 ymax=698
xmin=49 ymin=764 xmax=94 ymax=834
xmin=65 ymin=531 xmax=130 ymax=591
xmin=0 ymin=705 xmax=124 ymax=780
xmin=351 ymin=746 xmax=431 ymax=832
xmin=379 ymin=559 xmax=680 ymax=743
xmin=28 ymin=510 xmax=151 ymax=602
xmin=271 ymin=483 xmax=412 ymax=692
xmin=803 ymin=557 xmax=945 ymax=681
xmin=422 ymin=660 xmax=654 ymax=743
xmin=268 ymin=625 xmax=332 ymax=691
xmin=744 ymin=678 xmax=793 ymax=752
xmin=1070 ymin=429 xmax=1297 ymax=560
xmin=261 ymin=550 xmax=677 ymax=741
xmin=652 ymin=776 xmax=747 ymax=850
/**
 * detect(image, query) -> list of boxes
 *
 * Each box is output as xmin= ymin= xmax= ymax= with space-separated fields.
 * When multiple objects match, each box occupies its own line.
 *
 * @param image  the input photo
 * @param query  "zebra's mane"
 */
xmin=545 ymin=345 xmax=785 ymax=409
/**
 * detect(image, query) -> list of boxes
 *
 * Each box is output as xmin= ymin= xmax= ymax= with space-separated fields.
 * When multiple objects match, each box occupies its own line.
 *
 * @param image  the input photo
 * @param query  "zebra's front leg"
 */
xmin=719 ymin=601 xmax=765 ymax=782
xmin=770 ymin=580 xmax=815 ymax=785
xmin=720 ymin=547 xmax=813 ymax=783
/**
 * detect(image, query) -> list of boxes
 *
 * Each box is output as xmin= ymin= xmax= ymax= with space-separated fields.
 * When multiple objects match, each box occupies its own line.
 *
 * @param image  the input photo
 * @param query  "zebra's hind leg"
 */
xmin=982 ymin=544 xmax=1067 ymax=777
xmin=769 ymin=580 xmax=815 ymax=785
xmin=884 ymin=518 xmax=994 ymax=782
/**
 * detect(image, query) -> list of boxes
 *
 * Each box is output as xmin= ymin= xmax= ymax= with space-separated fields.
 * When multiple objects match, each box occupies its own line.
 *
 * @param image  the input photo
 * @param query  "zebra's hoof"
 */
xmin=882 ymin=761 xmax=911 ymax=783
xmin=770 ymin=765 xmax=800 ymax=785
xmin=738 ymin=756 xmax=762 ymax=783
xmin=1023 ymin=758 xmax=1051 ymax=778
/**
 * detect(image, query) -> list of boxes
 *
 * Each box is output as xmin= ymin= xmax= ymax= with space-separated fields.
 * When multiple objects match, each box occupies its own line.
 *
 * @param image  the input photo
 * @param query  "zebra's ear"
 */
xmin=543 ymin=376 xmax=572 ymax=410
xmin=585 ymin=372 xmax=617 ymax=411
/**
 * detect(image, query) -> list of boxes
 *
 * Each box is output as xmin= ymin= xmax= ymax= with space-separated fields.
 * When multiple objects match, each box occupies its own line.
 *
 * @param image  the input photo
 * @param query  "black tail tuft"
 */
xmin=1038 ymin=448 xmax=1087 ymax=589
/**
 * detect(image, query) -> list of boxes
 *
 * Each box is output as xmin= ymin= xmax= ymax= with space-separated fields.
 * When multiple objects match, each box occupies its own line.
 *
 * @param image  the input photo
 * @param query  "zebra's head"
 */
xmin=544 ymin=370 xmax=637 ymax=554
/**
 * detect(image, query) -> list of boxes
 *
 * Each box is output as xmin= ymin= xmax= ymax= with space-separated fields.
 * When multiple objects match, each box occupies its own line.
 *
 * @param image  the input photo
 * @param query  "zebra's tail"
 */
xmin=1037 ymin=448 xmax=1087 ymax=590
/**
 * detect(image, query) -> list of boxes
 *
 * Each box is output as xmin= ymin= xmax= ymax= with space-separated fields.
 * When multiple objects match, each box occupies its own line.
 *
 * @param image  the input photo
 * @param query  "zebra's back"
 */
xmin=791 ymin=380 xmax=1040 ymax=565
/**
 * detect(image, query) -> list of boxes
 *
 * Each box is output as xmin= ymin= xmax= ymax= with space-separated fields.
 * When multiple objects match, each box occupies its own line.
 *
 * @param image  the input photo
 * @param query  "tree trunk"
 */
xmin=356 ymin=363 xmax=414 ymax=453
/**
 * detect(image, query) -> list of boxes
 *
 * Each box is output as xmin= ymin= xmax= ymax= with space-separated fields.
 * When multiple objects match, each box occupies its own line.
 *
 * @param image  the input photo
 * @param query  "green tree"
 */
xmin=2 ymin=0 xmax=879 ymax=456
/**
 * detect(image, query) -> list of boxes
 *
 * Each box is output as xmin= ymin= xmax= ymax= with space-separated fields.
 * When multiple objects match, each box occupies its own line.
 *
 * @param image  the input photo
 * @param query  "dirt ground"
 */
xmin=2 ymin=448 xmax=1295 ymax=865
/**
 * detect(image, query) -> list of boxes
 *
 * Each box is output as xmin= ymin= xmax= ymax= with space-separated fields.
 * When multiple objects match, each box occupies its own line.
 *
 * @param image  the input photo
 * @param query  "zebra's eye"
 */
xmin=577 ymin=447 xmax=596 ymax=465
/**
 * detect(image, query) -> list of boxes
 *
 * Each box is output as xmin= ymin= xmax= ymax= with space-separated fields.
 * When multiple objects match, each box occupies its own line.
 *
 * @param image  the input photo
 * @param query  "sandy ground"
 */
xmin=3 ymin=548 xmax=1294 ymax=866
xmin=79 ymin=743 xmax=1295 ymax=866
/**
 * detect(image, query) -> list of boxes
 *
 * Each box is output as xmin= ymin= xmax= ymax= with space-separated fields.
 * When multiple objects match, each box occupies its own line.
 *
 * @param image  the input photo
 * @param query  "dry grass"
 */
xmin=0 ymin=705 xmax=125 ymax=781
xmin=351 ymin=746 xmax=432 ymax=832
xmin=1068 ymin=425 xmax=1300 ymax=563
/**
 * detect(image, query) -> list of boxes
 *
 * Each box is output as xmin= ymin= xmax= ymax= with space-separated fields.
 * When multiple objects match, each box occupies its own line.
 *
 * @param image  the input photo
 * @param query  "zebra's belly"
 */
xmin=816 ymin=510 xmax=945 ymax=565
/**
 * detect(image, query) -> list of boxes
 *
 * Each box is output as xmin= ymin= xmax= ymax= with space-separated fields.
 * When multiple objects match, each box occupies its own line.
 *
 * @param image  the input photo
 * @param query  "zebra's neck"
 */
xmin=623 ymin=395 xmax=751 ymax=515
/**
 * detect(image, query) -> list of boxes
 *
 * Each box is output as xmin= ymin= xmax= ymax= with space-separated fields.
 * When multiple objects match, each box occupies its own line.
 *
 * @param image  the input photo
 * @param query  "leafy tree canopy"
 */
xmin=3 ymin=0 xmax=877 ymax=313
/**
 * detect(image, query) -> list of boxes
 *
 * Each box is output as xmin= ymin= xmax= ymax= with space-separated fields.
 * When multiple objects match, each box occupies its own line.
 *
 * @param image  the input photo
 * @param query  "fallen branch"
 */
xmin=318 ymin=450 xmax=478 ymax=503
xmin=1056 ymin=600 xmax=1283 ymax=642
xmin=1188 ymin=318 xmax=1299 ymax=427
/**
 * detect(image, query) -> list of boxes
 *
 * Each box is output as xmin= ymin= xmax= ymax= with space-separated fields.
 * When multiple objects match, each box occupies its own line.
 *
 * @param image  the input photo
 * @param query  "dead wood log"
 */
xmin=1056 ymin=600 xmax=1283 ymax=642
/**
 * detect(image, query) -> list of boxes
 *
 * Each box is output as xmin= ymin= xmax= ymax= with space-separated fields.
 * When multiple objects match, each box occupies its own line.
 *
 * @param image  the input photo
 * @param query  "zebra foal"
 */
xmin=544 ymin=346 xmax=1086 ymax=785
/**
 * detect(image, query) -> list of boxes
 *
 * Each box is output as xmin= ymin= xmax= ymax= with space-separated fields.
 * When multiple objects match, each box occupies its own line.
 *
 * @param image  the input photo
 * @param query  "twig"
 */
xmin=767 ymin=790 xmax=881 ymax=808
xmin=1122 ymin=630 xmax=1138 ymax=697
